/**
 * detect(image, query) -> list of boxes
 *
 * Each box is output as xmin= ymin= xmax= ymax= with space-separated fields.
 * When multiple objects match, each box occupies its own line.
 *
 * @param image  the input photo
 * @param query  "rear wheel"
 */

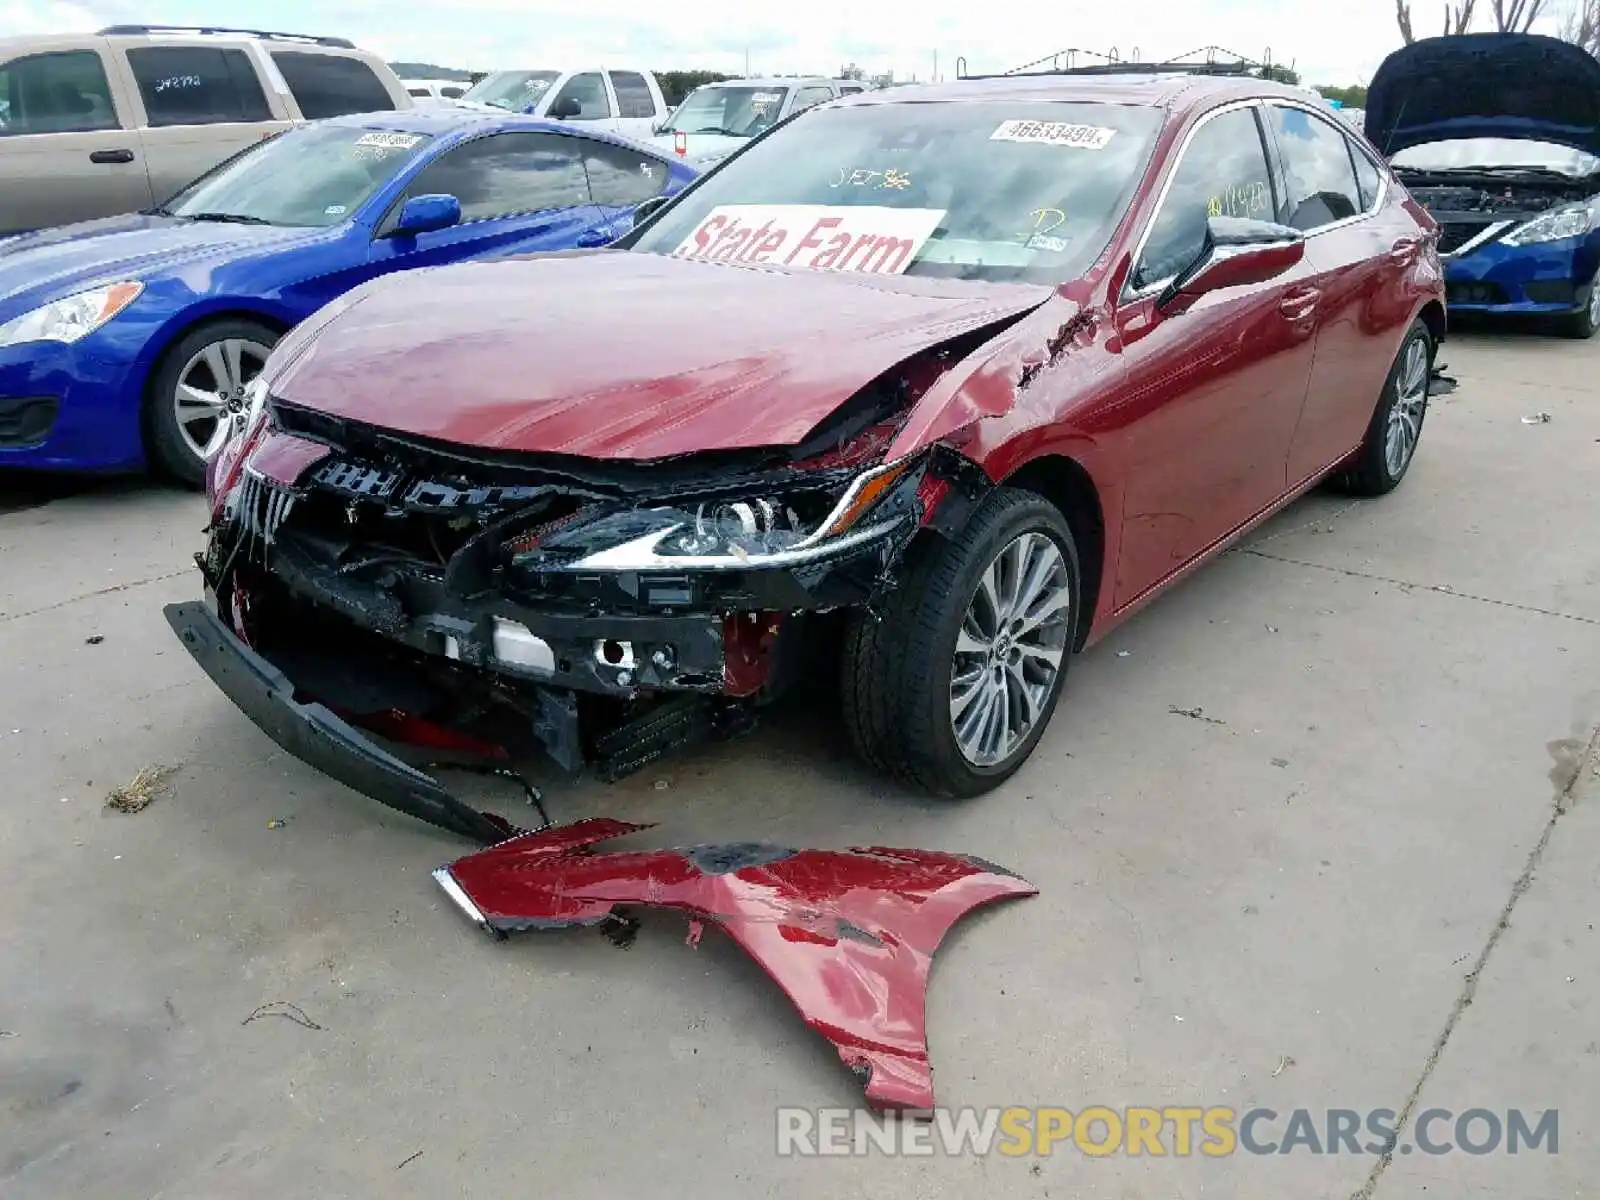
xmin=145 ymin=319 xmax=278 ymax=486
xmin=840 ymin=487 xmax=1080 ymax=797
xmin=1329 ymin=318 xmax=1432 ymax=498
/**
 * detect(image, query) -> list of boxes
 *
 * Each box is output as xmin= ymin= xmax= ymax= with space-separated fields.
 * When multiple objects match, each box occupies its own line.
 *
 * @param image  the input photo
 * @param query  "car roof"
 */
xmin=316 ymin=107 xmax=669 ymax=154
xmin=700 ymin=76 xmax=832 ymax=89
xmin=841 ymin=72 xmax=1313 ymax=115
xmin=321 ymin=108 xmax=568 ymax=136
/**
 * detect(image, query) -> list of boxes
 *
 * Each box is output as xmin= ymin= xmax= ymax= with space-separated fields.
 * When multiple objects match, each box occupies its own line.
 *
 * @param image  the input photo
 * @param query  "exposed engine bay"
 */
xmin=1399 ymin=172 xmax=1599 ymax=255
xmin=174 ymin=330 xmax=1000 ymax=835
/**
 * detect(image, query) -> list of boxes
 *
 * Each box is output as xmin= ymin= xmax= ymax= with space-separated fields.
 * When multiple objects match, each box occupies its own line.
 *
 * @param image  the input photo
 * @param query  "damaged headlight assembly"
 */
xmin=513 ymin=453 xmax=925 ymax=573
xmin=1500 ymin=199 xmax=1600 ymax=246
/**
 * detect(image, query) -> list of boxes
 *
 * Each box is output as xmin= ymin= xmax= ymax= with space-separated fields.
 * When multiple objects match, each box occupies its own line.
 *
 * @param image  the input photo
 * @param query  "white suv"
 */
xmin=0 ymin=24 xmax=412 ymax=235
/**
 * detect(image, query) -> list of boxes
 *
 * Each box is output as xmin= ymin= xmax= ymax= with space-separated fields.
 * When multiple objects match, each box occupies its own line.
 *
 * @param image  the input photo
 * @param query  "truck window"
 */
xmin=609 ymin=71 xmax=655 ymax=119
xmin=270 ymin=51 xmax=395 ymax=119
xmin=791 ymin=86 xmax=834 ymax=114
xmin=548 ymin=72 xmax=612 ymax=120
xmin=126 ymin=47 xmax=271 ymax=127
xmin=0 ymin=50 xmax=120 ymax=136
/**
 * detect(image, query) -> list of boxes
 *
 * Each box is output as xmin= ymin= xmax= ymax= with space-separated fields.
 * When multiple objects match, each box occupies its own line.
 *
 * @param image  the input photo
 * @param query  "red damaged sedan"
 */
xmin=167 ymin=70 xmax=1445 ymax=840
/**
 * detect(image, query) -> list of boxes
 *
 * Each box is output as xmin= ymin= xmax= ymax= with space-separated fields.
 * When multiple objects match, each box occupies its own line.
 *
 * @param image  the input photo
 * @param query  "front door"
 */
xmin=1111 ymin=103 xmax=1321 ymax=608
xmin=367 ymin=130 xmax=605 ymax=275
xmin=0 ymin=47 xmax=153 ymax=233
xmin=543 ymin=72 xmax=620 ymax=136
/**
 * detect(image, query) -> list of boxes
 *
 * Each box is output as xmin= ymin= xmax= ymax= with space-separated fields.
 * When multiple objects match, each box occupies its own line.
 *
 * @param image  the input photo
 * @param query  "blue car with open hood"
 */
xmin=1368 ymin=32 xmax=1600 ymax=337
xmin=0 ymin=108 xmax=695 ymax=480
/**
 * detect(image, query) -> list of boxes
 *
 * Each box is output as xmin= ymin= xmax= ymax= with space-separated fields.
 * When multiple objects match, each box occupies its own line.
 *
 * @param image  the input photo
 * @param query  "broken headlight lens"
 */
xmin=1500 ymin=201 xmax=1600 ymax=246
xmin=516 ymin=454 xmax=922 ymax=571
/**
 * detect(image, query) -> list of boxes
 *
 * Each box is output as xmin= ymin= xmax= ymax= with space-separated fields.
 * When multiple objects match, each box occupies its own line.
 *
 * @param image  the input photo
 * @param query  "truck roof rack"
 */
xmin=956 ymin=45 xmax=1293 ymax=83
xmin=97 ymin=25 xmax=358 ymax=49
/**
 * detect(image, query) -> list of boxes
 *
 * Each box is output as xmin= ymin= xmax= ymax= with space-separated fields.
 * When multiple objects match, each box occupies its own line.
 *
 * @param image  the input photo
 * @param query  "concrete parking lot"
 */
xmin=2 ymin=328 xmax=1596 ymax=1199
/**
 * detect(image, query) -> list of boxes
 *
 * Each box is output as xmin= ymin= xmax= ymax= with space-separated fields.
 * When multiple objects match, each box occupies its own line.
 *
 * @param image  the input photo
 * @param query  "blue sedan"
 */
xmin=0 ymin=109 xmax=696 ymax=481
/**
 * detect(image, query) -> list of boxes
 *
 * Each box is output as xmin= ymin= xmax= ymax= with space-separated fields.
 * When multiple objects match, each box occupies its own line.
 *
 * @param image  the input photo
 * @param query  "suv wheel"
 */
xmin=841 ymin=487 xmax=1080 ymax=797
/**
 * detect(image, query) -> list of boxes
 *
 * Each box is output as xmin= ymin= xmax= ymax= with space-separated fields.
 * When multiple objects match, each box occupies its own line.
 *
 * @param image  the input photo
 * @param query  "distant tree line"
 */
xmin=1315 ymin=84 xmax=1368 ymax=106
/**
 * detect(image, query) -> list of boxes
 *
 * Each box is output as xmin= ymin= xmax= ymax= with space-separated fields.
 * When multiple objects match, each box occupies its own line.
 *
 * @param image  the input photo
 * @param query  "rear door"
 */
xmin=1111 ymin=102 xmax=1321 ymax=607
xmin=367 ymin=130 xmax=603 ymax=273
xmin=267 ymin=50 xmax=401 ymax=121
xmin=607 ymin=70 xmax=659 ymax=139
xmin=1260 ymin=102 xmax=1412 ymax=484
xmin=0 ymin=45 xmax=153 ymax=232
xmin=119 ymin=44 xmax=289 ymax=205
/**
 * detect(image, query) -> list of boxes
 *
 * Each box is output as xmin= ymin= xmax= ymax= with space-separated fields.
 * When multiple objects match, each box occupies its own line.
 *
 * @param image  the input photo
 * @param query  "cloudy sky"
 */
xmin=0 ymin=0 xmax=1576 ymax=85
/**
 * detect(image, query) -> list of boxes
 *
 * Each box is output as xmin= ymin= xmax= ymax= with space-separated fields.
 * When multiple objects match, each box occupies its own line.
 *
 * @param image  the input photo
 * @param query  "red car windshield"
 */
xmin=629 ymin=100 xmax=1162 ymax=283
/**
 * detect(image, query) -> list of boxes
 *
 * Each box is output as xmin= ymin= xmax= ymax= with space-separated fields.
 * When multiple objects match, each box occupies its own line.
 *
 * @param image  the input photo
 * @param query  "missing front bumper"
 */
xmin=164 ymin=600 xmax=517 ymax=843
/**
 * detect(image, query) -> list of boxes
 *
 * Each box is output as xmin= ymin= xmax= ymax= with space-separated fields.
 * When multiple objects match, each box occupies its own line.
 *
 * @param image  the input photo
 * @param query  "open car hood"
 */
xmin=1365 ymin=33 xmax=1600 ymax=158
xmin=433 ymin=818 xmax=1037 ymax=1110
xmin=266 ymin=250 xmax=1054 ymax=460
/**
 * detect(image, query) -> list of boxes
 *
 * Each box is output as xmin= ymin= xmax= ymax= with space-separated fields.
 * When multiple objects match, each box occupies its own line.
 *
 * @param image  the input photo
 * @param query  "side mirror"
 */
xmin=549 ymin=97 xmax=581 ymax=119
xmin=392 ymin=193 xmax=462 ymax=237
xmin=1157 ymin=216 xmax=1305 ymax=315
xmin=632 ymin=194 xmax=670 ymax=228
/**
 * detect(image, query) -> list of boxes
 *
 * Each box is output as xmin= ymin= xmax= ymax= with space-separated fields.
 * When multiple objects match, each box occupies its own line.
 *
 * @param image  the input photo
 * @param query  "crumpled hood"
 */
xmin=0 ymin=213 xmax=327 ymax=314
xmin=1366 ymin=33 xmax=1600 ymax=158
xmin=267 ymin=250 xmax=1056 ymax=459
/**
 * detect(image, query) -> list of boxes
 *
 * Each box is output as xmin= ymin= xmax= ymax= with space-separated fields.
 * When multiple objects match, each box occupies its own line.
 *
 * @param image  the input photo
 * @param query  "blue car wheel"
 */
xmin=146 ymin=319 xmax=279 ymax=486
xmin=1561 ymin=276 xmax=1600 ymax=340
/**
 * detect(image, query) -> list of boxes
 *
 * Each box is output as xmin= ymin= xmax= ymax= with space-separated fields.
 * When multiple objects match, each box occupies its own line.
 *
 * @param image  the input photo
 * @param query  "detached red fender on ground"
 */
xmin=433 ymin=818 xmax=1038 ymax=1111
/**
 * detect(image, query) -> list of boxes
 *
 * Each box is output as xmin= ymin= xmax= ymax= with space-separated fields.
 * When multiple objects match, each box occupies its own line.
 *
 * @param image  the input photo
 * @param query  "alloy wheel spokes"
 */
xmin=950 ymin=530 xmax=1072 ymax=767
xmin=174 ymin=337 xmax=271 ymax=462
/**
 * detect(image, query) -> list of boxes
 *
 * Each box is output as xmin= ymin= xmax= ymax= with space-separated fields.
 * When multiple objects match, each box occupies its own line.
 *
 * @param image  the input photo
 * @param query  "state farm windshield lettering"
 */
xmin=671 ymin=204 xmax=946 ymax=275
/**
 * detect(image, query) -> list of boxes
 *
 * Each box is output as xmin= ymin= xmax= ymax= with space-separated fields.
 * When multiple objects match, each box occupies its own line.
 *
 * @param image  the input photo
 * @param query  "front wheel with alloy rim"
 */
xmin=840 ymin=487 xmax=1081 ymax=797
xmin=1330 ymin=318 xmax=1432 ymax=498
xmin=145 ymin=319 xmax=278 ymax=485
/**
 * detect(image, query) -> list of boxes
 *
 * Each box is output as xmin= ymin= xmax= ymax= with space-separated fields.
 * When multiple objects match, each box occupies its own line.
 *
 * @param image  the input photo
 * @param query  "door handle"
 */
xmin=89 ymin=148 xmax=136 ymax=165
xmin=1279 ymin=287 xmax=1320 ymax=320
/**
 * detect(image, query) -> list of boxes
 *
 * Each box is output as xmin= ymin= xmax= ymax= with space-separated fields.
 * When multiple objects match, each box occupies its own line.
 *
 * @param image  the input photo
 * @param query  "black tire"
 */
xmin=840 ymin=486 xmax=1081 ymax=798
xmin=1557 ymin=279 xmax=1600 ymax=339
xmin=144 ymin=319 xmax=279 ymax=487
xmin=1329 ymin=318 xmax=1432 ymax=498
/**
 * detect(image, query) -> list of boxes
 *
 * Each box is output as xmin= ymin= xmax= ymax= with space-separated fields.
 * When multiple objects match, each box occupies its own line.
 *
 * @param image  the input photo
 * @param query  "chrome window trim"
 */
xmin=1124 ymin=96 xmax=1381 ymax=301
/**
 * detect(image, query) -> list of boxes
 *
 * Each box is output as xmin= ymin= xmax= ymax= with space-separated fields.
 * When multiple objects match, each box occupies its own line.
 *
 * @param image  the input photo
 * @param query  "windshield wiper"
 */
xmin=684 ymin=126 xmax=750 ymax=138
xmin=184 ymin=212 xmax=273 ymax=226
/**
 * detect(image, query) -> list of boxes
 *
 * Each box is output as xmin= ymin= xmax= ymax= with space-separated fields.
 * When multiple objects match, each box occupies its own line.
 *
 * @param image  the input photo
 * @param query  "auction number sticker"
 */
xmin=354 ymin=132 xmax=425 ymax=151
xmin=672 ymin=204 xmax=946 ymax=275
xmin=990 ymin=120 xmax=1117 ymax=150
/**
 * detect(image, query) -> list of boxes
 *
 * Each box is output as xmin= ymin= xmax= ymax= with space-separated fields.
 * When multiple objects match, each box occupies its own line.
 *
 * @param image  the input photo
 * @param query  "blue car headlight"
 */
xmin=1500 ymin=201 xmax=1600 ymax=247
xmin=0 ymin=282 xmax=144 ymax=347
